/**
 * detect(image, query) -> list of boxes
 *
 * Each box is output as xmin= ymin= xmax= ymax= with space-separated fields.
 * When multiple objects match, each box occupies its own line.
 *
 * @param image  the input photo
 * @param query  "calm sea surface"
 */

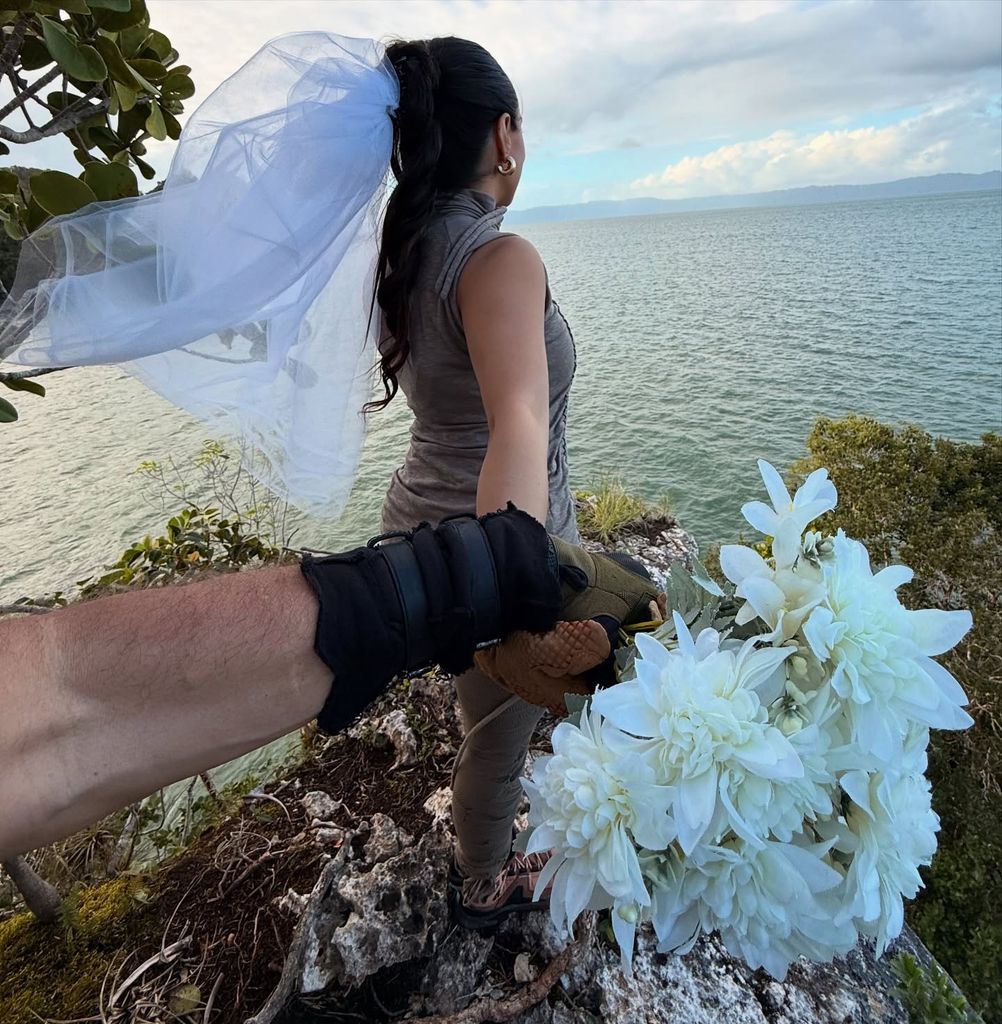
xmin=3 ymin=190 xmax=1000 ymax=601
xmin=2 ymin=190 xmax=1000 ymax=830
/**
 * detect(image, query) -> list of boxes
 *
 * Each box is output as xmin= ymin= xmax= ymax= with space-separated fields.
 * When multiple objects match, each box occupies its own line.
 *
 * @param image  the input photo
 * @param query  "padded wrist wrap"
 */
xmin=300 ymin=504 xmax=561 ymax=734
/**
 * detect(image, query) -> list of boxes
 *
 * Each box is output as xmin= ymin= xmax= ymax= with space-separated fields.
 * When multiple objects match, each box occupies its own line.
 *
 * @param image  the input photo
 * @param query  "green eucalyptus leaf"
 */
xmin=690 ymin=555 xmax=725 ymax=597
xmin=39 ymin=17 xmax=107 ymax=82
xmin=82 ymin=160 xmax=139 ymax=200
xmin=29 ymin=170 xmax=99 ymax=216
xmin=0 ymin=395 xmax=18 ymax=423
xmin=1 ymin=377 xmax=46 ymax=397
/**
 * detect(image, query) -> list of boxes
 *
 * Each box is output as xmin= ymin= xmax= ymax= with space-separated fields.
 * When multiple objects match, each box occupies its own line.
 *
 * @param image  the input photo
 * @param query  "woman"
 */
xmin=371 ymin=37 xmax=582 ymax=929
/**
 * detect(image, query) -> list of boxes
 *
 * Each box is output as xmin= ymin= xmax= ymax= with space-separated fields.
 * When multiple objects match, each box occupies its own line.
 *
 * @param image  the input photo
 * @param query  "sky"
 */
xmin=4 ymin=0 xmax=1001 ymax=212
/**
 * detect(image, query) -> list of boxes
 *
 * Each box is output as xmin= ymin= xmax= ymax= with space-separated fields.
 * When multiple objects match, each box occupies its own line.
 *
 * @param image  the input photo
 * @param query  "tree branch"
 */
xmin=0 ymin=64 xmax=61 ymax=122
xmin=0 ymin=15 xmax=31 ymax=79
xmin=0 ymin=366 xmax=71 ymax=382
xmin=0 ymin=86 xmax=109 ymax=144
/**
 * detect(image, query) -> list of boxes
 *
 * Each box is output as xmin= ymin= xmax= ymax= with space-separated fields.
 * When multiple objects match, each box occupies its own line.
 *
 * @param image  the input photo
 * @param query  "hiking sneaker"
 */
xmin=448 ymin=849 xmax=554 ymax=930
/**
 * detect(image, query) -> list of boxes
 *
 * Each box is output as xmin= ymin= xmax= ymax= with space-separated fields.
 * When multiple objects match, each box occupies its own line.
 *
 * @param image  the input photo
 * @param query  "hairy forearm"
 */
xmin=476 ymin=410 xmax=549 ymax=525
xmin=0 ymin=565 xmax=331 ymax=859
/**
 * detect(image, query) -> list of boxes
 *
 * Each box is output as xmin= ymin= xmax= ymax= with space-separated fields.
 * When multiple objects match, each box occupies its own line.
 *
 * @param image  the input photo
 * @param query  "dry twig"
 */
xmin=415 ymin=913 xmax=597 ymax=1024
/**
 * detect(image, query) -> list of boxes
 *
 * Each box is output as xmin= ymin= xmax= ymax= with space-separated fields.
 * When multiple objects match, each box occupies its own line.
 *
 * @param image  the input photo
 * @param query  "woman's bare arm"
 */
xmin=458 ymin=234 xmax=550 ymax=523
xmin=0 ymin=565 xmax=331 ymax=859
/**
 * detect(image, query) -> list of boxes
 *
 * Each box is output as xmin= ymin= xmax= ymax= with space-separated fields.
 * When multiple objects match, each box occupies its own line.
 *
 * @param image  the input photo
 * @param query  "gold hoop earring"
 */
xmin=496 ymin=155 xmax=517 ymax=176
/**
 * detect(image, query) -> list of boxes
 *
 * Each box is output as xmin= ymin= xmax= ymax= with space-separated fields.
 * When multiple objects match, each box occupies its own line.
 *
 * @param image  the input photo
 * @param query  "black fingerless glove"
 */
xmin=300 ymin=504 xmax=560 ymax=734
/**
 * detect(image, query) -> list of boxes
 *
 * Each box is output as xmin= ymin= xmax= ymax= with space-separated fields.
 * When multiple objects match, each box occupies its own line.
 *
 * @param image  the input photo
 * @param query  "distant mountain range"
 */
xmin=504 ymin=171 xmax=1002 ymax=225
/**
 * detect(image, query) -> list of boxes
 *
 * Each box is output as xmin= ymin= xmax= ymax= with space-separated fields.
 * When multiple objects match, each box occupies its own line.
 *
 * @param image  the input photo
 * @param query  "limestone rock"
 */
xmin=301 ymin=790 xmax=342 ymax=824
xmin=299 ymin=817 xmax=446 ymax=993
xmin=422 ymin=785 xmax=453 ymax=829
xmin=375 ymin=708 xmax=419 ymax=767
xmin=280 ymin=814 xmax=979 ymax=1024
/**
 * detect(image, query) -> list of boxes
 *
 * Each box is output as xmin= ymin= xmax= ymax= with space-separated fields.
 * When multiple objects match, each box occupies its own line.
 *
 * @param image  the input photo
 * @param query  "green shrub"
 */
xmin=706 ymin=414 xmax=1000 ymax=1021
xmin=892 ymin=953 xmax=970 ymax=1024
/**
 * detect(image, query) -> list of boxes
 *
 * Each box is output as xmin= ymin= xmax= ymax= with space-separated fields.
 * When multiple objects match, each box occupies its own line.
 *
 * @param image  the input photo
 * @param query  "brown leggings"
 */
xmin=450 ymin=665 xmax=544 ymax=881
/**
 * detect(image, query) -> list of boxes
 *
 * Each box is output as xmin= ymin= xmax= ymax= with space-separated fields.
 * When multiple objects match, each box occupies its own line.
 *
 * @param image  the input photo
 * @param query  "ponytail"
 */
xmin=366 ymin=37 xmax=520 ymax=412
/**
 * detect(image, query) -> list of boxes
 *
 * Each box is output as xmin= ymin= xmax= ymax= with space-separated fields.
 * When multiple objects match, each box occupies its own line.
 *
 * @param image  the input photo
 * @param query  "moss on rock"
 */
xmin=0 ymin=876 xmax=149 ymax=1023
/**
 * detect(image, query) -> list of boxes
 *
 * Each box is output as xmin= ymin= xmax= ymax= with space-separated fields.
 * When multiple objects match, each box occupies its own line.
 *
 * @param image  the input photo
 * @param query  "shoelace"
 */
xmin=462 ymin=849 xmax=553 ymax=904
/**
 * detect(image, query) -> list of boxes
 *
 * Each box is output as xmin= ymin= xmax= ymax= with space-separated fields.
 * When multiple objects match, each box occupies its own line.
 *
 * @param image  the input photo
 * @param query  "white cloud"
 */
xmin=3 ymin=0 xmax=999 ymax=198
xmin=630 ymin=94 xmax=1002 ymax=197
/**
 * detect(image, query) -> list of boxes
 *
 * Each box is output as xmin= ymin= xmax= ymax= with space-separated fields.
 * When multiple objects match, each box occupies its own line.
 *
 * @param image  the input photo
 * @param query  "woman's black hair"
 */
xmin=365 ymin=36 xmax=521 ymax=412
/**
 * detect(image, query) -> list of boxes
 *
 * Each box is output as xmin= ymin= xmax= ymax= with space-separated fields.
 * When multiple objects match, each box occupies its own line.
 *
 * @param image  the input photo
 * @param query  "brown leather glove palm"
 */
xmin=475 ymin=537 xmax=662 ymax=713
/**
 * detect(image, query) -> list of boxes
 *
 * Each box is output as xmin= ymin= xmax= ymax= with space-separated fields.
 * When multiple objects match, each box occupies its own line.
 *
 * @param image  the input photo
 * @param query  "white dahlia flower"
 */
xmin=592 ymin=613 xmax=802 ymax=853
xmin=719 ymin=541 xmax=829 ymax=644
xmin=740 ymin=459 xmax=838 ymax=569
xmin=522 ymin=704 xmax=675 ymax=936
xmin=830 ymin=769 xmax=940 ymax=955
xmin=802 ymin=530 xmax=974 ymax=762
xmin=646 ymin=837 xmax=856 ymax=980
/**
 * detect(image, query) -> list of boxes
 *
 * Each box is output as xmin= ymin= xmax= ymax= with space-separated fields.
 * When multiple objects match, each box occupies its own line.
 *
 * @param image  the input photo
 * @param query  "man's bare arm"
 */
xmin=0 ymin=565 xmax=331 ymax=860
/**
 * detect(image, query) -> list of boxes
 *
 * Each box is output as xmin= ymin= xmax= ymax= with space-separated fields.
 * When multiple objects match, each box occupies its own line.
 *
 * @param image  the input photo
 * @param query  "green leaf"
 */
xmin=1 ymin=377 xmax=46 ymax=397
xmin=0 ymin=395 xmax=18 ymax=423
xmin=39 ymin=17 xmax=108 ymax=82
xmin=132 ymin=154 xmax=156 ymax=180
xmin=116 ymin=23 xmax=149 ymax=58
xmin=128 ymin=57 xmax=167 ymax=82
xmin=87 ymin=0 xmax=133 ymax=9
xmin=0 ymin=141 xmax=9 ymax=157
xmin=690 ymin=556 xmax=725 ymax=597
xmin=143 ymin=101 xmax=165 ymax=141
xmin=90 ymin=0 xmax=146 ymax=31
xmin=113 ymin=79 xmax=138 ymax=111
xmin=20 ymin=34 xmax=53 ymax=71
xmin=114 ymin=103 xmax=148 ymax=144
xmin=0 ymin=169 xmax=18 ymax=195
xmin=29 ymin=169 xmax=99 ymax=216
xmin=143 ymin=27 xmax=171 ymax=60
xmin=82 ymin=160 xmax=139 ymax=200
xmin=91 ymin=33 xmax=150 ymax=90
xmin=55 ymin=0 xmax=91 ymax=12
xmin=161 ymin=71 xmax=194 ymax=100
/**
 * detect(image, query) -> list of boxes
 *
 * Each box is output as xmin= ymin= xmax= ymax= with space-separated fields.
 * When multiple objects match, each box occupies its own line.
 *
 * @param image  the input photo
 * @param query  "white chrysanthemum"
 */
xmin=522 ymin=704 xmax=675 ymax=937
xmin=644 ymin=837 xmax=857 ymax=980
xmin=592 ymin=613 xmax=802 ymax=853
xmin=829 ymin=770 xmax=940 ymax=955
xmin=740 ymin=459 xmax=838 ymax=569
xmin=802 ymin=529 xmax=974 ymax=762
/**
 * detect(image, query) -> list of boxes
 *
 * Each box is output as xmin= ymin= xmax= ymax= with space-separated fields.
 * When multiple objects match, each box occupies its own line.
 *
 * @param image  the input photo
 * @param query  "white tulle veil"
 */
xmin=0 ymin=32 xmax=400 ymax=518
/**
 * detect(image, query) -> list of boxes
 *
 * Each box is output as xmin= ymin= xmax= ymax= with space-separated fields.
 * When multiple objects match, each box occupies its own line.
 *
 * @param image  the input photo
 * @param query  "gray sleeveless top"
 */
xmin=380 ymin=186 xmax=581 ymax=544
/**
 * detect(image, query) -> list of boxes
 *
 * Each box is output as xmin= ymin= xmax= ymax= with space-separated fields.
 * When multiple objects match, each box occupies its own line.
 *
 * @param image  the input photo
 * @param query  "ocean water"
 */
xmin=3 ymin=189 xmax=1000 ymax=603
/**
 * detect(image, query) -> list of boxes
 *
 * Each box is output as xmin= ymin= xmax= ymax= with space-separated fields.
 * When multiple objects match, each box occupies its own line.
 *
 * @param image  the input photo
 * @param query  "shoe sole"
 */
xmin=447 ymin=884 xmax=548 ymax=930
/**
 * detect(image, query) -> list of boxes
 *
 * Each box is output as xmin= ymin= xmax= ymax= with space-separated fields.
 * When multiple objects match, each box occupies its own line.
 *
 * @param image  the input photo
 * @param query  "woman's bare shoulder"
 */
xmin=457 ymin=234 xmax=545 ymax=309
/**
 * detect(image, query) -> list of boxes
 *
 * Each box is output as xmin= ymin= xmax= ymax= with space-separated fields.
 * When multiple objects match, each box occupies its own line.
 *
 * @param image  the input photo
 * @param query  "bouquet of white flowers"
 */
xmin=521 ymin=460 xmax=974 ymax=979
